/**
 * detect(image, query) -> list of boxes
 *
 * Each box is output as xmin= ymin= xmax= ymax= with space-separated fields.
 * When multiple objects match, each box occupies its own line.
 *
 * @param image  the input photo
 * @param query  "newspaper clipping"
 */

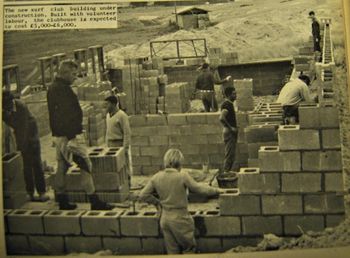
xmin=1 ymin=0 xmax=350 ymax=257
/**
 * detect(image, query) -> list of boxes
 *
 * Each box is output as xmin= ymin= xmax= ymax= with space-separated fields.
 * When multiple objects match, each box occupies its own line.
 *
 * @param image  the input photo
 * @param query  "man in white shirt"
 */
xmin=277 ymin=75 xmax=312 ymax=124
xmin=105 ymin=95 xmax=132 ymax=185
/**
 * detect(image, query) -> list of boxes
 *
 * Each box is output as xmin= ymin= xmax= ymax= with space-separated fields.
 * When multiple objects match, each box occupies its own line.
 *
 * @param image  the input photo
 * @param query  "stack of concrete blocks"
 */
xmin=80 ymin=103 xmax=106 ymax=146
xmin=5 ymin=206 xmax=269 ymax=255
xmin=2 ymin=152 xmax=27 ymax=209
xmin=247 ymin=102 xmax=283 ymax=126
xmin=119 ymin=59 xmax=143 ymax=115
xmin=235 ymin=111 xmax=249 ymax=168
xmin=244 ymin=124 xmax=279 ymax=167
xmin=165 ymin=82 xmax=191 ymax=113
xmin=218 ymin=104 xmax=344 ymax=239
xmin=130 ymin=113 xmax=224 ymax=175
xmin=140 ymin=69 xmax=159 ymax=114
xmin=243 ymin=102 xmax=282 ymax=167
xmin=56 ymin=146 xmax=128 ymax=203
xmin=77 ymin=80 xmax=112 ymax=102
xmin=208 ymin=47 xmax=239 ymax=66
xmin=234 ymin=79 xmax=254 ymax=111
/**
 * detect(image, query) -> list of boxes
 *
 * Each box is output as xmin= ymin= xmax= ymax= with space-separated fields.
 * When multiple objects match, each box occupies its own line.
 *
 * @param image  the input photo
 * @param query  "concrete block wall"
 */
xmin=4 ymin=207 xmax=269 ymax=255
xmin=80 ymin=101 xmax=106 ymax=146
xmin=130 ymin=113 xmax=227 ymax=175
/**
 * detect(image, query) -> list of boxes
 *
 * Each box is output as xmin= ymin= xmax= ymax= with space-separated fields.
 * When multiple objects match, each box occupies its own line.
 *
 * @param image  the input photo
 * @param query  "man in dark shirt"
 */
xmin=195 ymin=63 xmax=231 ymax=112
xmin=2 ymin=90 xmax=49 ymax=202
xmin=47 ymin=59 xmax=113 ymax=210
xmin=309 ymin=11 xmax=321 ymax=52
xmin=219 ymin=87 xmax=239 ymax=172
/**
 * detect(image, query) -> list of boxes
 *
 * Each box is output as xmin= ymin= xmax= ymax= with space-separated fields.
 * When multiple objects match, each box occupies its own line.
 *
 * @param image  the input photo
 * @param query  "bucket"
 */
xmin=216 ymin=172 xmax=238 ymax=188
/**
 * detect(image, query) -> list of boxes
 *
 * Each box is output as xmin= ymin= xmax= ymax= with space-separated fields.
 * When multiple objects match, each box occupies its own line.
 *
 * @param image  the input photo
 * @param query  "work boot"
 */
xmin=88 ymin=193 xmax=114 ymax=210
xmin=56 ymin=194 xmax=77 ymax=210
xmin=37 ymin=193 xmax=50 ymax=202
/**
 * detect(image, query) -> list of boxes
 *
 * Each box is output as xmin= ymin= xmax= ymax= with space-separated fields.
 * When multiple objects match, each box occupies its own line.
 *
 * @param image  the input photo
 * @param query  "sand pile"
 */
xmin=106 ymin=0 xmax=342 ymax=65
xmin=227 ymin=217 xmax=350 ymax=253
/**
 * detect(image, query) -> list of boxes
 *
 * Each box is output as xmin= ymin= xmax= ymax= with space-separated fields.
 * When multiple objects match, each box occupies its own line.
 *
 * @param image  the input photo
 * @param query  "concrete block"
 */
xmin=321 ymin=129 xmax=341 ymax=149
xmin=325 ymin=172 xmax=345 ymax=192
xmin=262 ymin=195 xmax=303 ymax=215
xmin=248 ymin=158 xmax=259 ymax=167
xmin=167 ymin=114 xmax=187 ymax=125
xmin=236 ymin=111 xmax=249 ymax=128
xmin=242 ymin=216 xmax=283 ymax=236
xmin=278 ymin=125 xmax=320 ymax=150
xmin=29 ymin=236 xmax=65 ymax=255
xmin=206 ymin=113 xmax=221 ymax=124
xmin=238 ymin=168 xmax=280 ymax=194
xmin=248 ymin=142 xmax=277 ymax=159
xmin=299 ymin=104 xmax=320 ymax=129
xmin=8 ymin=209 xmax=46 ymax=234
xmin=199 ymin=210 xmax=241 ymax=236
xmin=141 ymin=238 xmax=166 ymax=254
xmin=259 ymin=146 xmax=301 ymax=172
xmin=304 ymin=194 xmax=345 ymax=214
xmin=140 ymin=146 xmax=166 ymax=157
xmin=65 ymin=236 xmax=102 ymax=254
xmin=129 ymin=115 xmax=147 ymax=126
xmin=284 ymin=215 xmax=325 ymax=236
xmin=145 ymin=114 xmax=167 ymax=125
xmin=186 ymin=113 xmax=207 ymax=124
xmin=44 ymin=210 xmax=84 ymax=235
xmin=142 ymin=165 xmax=161 ymax=175
xmin=149 ymin=135 xmax=168 ymax=146
xmin=5 ymin=235 xmax=30 ymax=255
xmin=2 ymin=152 xmax=23 ymax=180
xmin=244 ymin=124 xmax=278 ymax=143
xmin=302 ymin=151 xmax=342 ymax=171
xmin=131 ymin=136 xmax=149 ymax=146
xmin=207 ymin=134 xmax=223 ymax=144
xmin=219 ymin=189 xmax=261 ymax=215
xmin=326 ymin=215 xmax=345 ymax=227
xmin=132 ymin=156 xmax=152 ymax=166
xmin=196 ymin=237 xmax=223 ymax=253
xmin=103 ymin=237 xmax=143 ymax=255
xmin=319 ymin=104 xmax=339 ymax=128
xmin=120 ymin=211 xmax=159 ymax=237
xmin=282 ymin=173 xmax=322 ymax=193
xmin=81 ymin=210 xmax=121 ymax=236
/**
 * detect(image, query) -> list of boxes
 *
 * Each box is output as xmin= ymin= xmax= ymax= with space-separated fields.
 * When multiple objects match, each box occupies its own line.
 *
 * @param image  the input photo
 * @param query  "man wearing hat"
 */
xmin=104 ymin=95 xmax=132 ymax=186
xmin=47 ymin=59 xmax=114 ymax=210
xmin=2 ymin=90 xmax=49 ymax=202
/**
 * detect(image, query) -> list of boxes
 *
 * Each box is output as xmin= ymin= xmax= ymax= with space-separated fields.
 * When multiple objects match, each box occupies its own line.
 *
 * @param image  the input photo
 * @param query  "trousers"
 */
xmin=160 ymin=209 xmax=196 ymax=254
xmin=223 ymin=128 xmax=238 ymax=172
xmin=201 ymin=91 xmax=218 ymax=112
xmin=21 ymin=139 xmax=46 ymax=195
xmin=54 ymin=136 xmax=95 ymax=194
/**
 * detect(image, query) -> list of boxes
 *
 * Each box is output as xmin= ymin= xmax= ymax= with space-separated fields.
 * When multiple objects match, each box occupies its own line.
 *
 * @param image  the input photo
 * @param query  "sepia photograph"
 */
xmin=1 ymin=0 xmax=350 ymax=257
